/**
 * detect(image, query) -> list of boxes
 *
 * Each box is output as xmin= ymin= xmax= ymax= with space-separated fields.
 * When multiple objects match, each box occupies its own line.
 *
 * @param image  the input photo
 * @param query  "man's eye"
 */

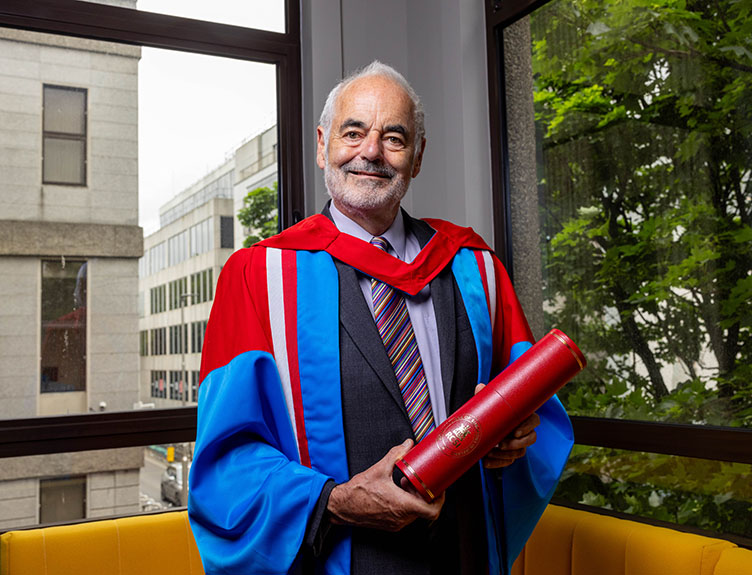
xmin=345 ymin=131 xmax=361 ymax=139
xmin=387 ymin=136 xmax=404 ymax=146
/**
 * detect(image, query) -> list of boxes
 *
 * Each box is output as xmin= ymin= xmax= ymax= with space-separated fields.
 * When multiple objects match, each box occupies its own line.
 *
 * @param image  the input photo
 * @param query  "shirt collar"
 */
xmin=329 ymin=201 xmax=407 ymax=261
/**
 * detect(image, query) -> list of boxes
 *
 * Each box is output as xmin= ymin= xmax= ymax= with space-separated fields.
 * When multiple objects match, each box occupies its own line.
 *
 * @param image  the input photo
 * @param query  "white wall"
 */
xmin=302 ymin=0 xmax=494 ymax=244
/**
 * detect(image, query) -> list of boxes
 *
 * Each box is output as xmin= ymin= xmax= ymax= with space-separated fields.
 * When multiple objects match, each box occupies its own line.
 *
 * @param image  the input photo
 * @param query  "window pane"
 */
xmin=0 ymin=445 xmax=193 ymax=530
xmin=39 ymin=476 xmax=86 ymax=524
xmin=555 ymin=446 xmax=752 ymax=539
xmin=43 ymin=86 xmax=86 ymax=135
xmin=81 ymin=0 xmax=286 ymax=33
xmin=43 ymin=137 xmax=85 ymax=185
xmin=41 ymin=260 xmax=87 ymax=394
xmin=526 ymin=0 xmax=752 ymax=428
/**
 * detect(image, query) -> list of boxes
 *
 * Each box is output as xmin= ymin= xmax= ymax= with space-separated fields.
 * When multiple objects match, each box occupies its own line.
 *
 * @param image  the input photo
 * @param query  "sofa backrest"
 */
xmin=511 ymin=505 xmax=749 ymax=575
xmin=0 ymin=511 xmax=204 ymax=575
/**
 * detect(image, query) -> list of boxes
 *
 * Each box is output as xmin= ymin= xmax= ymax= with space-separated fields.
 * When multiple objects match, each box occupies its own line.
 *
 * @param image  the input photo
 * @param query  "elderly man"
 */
xmin=188 ymin=61 xmax=572 ymax=574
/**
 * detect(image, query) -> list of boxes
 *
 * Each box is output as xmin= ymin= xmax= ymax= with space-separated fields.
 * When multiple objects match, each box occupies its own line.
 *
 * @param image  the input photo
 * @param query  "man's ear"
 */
xmin=316 ymin=126 xmax=327 ymax=169
xmin=411 ymin=137 xmax=426 ymax=178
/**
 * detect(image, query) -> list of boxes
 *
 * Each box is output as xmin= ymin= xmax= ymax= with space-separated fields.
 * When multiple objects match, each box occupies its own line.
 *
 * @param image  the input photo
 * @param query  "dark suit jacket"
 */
xmin=310 ymin=207 xmax=490 ymax=574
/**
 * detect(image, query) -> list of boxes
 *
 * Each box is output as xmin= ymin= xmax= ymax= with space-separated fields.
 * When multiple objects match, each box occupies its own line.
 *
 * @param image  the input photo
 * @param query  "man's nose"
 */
xmin=360 ymin=130 xmax=384 ymax=161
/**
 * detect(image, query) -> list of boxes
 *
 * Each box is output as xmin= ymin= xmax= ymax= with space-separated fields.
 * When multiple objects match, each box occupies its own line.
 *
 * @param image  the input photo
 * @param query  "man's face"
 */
xmin=317 ymin=75 xmax=425 ymax=216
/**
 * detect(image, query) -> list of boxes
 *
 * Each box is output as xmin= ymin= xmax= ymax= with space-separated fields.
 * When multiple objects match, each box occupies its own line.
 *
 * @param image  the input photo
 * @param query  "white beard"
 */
xmin=324 ymin=160 xmax=409 ymax=213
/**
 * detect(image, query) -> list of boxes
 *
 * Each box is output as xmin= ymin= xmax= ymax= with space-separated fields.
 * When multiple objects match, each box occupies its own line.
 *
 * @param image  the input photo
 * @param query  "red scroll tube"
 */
xmin=395 ymin=328 xmax=585 ymax=502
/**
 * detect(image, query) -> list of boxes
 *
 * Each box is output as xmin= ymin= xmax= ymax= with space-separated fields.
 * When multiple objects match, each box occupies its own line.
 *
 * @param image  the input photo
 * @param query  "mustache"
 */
xmin=342 ymin=160 xmax=395 ymax=178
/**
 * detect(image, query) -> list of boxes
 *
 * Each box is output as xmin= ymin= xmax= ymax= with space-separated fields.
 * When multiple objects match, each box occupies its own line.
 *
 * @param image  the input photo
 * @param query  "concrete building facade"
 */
xmin=0 ymin=13 xmax=143 ymax=528
xmin=138 ymin=126 xmax=277 ymax=408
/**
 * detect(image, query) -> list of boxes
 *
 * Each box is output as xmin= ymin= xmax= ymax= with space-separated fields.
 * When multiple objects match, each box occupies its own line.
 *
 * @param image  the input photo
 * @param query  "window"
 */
xmin=487 ymin=0 xmax=752 ymax=539
xmin=150 ymin=285 xmax=166 ymax=314
xmin=1 ymin=0 xmax=301 ymax=529
xmin=190 ymin=269 xmax=214 ymax=304
xmin=168 ymin=277 xmax=188 ymax=311
xmin=191 ymin=320 xmax=207 ymax=353
xmin=191 ymin=370 xmax=200 ymax=402
xmin=42 ymin=85 xmax=87 ymax=185
xmin=150 ymin=370 xmax=167 ymax=399
xmin=168 ymin=230 xmax=189 ymax=267
xmin=220 ymin=216 xmax=234 ymax=249
xmin=139 ymin=330 xmax=149 ymax=356
xmin=168 ymin=370 xmax=184 ymax=401
xmin=41 ymin=260 xmax=87 ymax=393
xmin=189 ymin=218 xmax=214 ymax=257
xmin=39 ymin=476 xmax=86 ymax=524
xmin=150 ymin=327 xmax=166 ymax=356
xmin=169 ymin=325 xmax=188 ymax=355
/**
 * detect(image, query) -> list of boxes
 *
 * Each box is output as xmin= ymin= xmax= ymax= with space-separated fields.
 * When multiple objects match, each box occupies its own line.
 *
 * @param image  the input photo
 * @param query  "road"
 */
xmin=139 ymin=449 xmax=173 ymax=511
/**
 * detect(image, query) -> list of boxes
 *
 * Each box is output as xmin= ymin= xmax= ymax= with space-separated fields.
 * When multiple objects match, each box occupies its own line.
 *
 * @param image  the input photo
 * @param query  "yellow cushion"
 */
xmin=522 ymin=504 xmax=580 ymax=575
xmin=714 ymin=547 xmax=752 ymax=575
xmin=625 ymin=522 xmax=734 ymax=575
xmin=0 ymin=511 xmax=204 ymax=575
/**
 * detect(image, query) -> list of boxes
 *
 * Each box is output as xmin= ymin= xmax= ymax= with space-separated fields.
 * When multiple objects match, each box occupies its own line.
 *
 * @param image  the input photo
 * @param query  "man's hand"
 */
xmin=474 ymin=383 xmax=540 ymax=469
xmin=327 ymin=439 xmax=445 ymax=532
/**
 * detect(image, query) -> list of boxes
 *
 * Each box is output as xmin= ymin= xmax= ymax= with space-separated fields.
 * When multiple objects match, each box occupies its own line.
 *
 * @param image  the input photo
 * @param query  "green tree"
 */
xmin=530 ymin=0 xmax=752 ymax=537
xmin=532 ymin=0 xmax=752 ymax=427
xmin=237 ymin=182 xmax=279 ymax=247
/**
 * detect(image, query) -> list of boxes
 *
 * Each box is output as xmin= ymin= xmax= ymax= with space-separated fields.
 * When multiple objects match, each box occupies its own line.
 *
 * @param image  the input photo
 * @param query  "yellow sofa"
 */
xmin=1 ymin=505 xmax=750 ymax=574
xmin=512 ymin=505 xmax=751 ymax=575
xmin=0 ymin=511 xmax=204 ymax=575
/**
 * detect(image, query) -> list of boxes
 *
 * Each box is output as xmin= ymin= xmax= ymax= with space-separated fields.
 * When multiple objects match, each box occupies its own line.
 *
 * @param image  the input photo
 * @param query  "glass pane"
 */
xmin=43 ymin=86 xmax=86 ymax=134
xmin=555 ymin=446 xmax=752 ymax=539
xmin=43 ymin=137 xmax=85 ymax=185
xmin=39 ymin=476 xmax=86 ymax=524
xmin=41 ymin=260 xmax=87 ymax=394
xmin=526 ymin=0 xmax=752 ymax=427
xmin=0 ymin=445 xmax=193 ymax=530
xmin=81 ymin=0 xmax=286 ymax=33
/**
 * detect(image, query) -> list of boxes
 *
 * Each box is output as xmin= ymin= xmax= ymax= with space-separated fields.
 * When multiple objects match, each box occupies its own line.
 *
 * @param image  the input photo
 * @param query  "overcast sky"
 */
xmin=137 ymin=0 xmax=283 ymax=234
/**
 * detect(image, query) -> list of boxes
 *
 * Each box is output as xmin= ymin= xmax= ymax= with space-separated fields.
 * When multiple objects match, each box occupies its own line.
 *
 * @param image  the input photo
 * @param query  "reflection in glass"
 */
xmin=530 ymin=0 xmax=752 ymax=428
xmin=41 ymin=260 xmax=87 ymax=393
xmin=556 ymin=446 xmax=752 ymax=538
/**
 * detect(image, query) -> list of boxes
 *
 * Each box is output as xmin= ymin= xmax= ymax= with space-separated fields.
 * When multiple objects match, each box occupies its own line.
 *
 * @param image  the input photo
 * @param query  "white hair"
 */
xmin=318 ymin=60 xmax=426 ymax=156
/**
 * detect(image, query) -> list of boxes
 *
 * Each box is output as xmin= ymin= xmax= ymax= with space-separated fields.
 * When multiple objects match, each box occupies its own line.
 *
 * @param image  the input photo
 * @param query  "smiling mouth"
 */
xmin=349 ymin=170 xmax=391 ymax=179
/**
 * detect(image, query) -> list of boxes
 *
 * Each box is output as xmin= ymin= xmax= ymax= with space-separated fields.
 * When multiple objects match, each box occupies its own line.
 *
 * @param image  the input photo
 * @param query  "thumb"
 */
xmin=474 ymin=383 xmax=486 ymax=395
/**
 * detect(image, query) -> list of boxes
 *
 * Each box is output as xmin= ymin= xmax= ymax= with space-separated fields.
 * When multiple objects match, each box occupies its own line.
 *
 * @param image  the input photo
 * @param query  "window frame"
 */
xmin=0 ymin=0 xmax=302 ymax=461
xmin=42 ymin=84 xmax=88 ymax=186
xmin=483 ymin=0 xmax=752 ymax=464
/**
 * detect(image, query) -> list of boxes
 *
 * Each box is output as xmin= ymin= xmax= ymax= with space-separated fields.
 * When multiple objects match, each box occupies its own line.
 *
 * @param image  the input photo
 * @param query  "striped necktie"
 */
xmin=370 ymin=236 xmax=436 ymax=441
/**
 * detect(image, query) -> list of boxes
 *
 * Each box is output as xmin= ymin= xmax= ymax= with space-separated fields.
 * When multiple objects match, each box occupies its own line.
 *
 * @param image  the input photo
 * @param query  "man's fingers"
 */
xmin=513 ymin=412 xmax=540 ymax=438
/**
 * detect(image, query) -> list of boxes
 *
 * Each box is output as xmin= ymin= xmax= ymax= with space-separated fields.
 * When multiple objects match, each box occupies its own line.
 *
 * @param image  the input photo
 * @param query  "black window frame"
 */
xmin=484 ymin=0 xmax=751 ymax=543
xmin=42 ymin=84 xmax=88 ymax=186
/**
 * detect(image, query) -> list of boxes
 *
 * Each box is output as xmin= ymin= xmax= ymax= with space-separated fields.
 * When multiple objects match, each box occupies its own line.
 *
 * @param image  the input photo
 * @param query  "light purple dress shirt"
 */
xmin=329 ymin=202 xmax=448 ymax=425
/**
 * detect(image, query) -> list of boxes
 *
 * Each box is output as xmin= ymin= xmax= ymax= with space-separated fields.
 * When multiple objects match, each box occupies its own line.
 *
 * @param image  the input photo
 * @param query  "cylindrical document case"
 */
xmin=395 ymin=328 xmax=585 ymax=502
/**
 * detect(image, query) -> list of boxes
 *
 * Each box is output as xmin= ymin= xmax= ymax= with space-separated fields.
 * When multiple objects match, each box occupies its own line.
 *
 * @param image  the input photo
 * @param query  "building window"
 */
xmin=169 ymin=277 xmax=188 ymax=311
xmin=169 ymin=370 xmax=184 ymax=400
xmin=190 ymin=269 xmax=214 ymax=304
xmin=220 ymin=216 xmax=234 ymax=249
xmin=150 ymin=285 xmax=166 ymax=314
xmin=169 ymin=324 xmax=188 ymax=355
xmin=191 ymin=370 xmax=200 ymax=402
xmin=150 ymin=370 xmax=167 ymax=399
xmin=149 ymin=242 xmax=167 ymax=275
xmin=42 ymin=85 xmax=87 ymax=186
xmin=41 ymin=260 xmax=87 ymax=393
xmin=39 ymin=475 xmax=86 ymax=524
xmin=168 ymin=229 xmax=190 ymax=267
xmin=150 ymin=327 xmax=166 ymax=356
xmin=139 ymin=330 xmax=149 ymax=356
xmin=191 ymin=320 xmax=207 ymax=353
xmin=189 ymin=218 xmax=214 ymax=257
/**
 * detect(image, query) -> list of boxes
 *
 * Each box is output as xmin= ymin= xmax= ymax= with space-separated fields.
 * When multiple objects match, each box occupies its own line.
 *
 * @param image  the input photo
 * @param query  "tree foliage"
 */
xmin=530 ymin=0 xmax=752 ymax=536
xmin=532 ymin=0 xmax=752 ymax=427
xmin=237 ymin=182 xmax=279 ymax=248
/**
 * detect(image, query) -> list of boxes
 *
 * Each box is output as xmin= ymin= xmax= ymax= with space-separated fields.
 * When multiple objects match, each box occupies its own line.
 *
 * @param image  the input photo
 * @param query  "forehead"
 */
xmin=333 ymin=75 xmax=415 ymax=130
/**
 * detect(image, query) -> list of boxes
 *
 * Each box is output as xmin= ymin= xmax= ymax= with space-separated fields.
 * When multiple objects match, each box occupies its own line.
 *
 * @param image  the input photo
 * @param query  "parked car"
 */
xmin=160 ymin=461 xmax=190 ymax=506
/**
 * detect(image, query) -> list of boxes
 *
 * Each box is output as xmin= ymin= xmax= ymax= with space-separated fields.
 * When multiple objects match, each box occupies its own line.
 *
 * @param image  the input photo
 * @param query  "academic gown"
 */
xmin=188 ymin=212 xmax=574 ymax=575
